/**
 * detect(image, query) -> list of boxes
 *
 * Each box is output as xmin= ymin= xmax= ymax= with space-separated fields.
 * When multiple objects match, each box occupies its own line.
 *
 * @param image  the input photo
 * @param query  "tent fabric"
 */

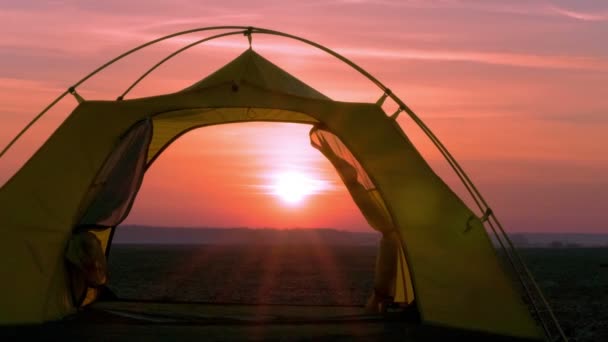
xmin=0 ymin=49 xmax=541 ymax=339
xmin=78 ymin=119 xmax=153 ymax=228
xmin=310 ymin=127 xmax=393 ymax=234
xmin=148 ymin=107 xmax=317 ymax=164
xmin=74 ymin=119 xmax=152 ymax=305
xmin=65 ymin=231 xmax=108 ymax=306
xmin=365 ymin=231 xmax=403 ymax=311
xmin=310 ymin=127 xmax=413 ymax=306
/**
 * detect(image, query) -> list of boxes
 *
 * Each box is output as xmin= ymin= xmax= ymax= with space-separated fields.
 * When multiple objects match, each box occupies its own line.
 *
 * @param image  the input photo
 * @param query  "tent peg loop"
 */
xmin=244 ymin=27 xmax=253 ymax=49
xmin=68 ymin=87 xmax=85 ymax=104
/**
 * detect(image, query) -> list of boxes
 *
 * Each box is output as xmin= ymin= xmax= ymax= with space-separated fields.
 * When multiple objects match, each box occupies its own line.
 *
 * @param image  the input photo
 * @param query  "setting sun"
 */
xmin=270 ymin=171 xmax=329 ymax=205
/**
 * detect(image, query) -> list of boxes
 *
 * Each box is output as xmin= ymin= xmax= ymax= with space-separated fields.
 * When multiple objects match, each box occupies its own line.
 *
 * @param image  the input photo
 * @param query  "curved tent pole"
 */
xmin=0 ymin=26 xmax=252 ymax=160
xmin=111 ymin=27 xmax=489 ymax=229
xmin=0 ymin=26 xmax=565 ymax=340
xmin=0 ymin=89 xmax=71 ymax=160
xmin=117 ymin=28 xmax=383 ymax=99
xmin=117 ymin=30 xmax=246 ymax=100
xmin=110 ymin=26 xmax=496 ymax=221
xmin=109 ymin=26 xmax=508 ymax=233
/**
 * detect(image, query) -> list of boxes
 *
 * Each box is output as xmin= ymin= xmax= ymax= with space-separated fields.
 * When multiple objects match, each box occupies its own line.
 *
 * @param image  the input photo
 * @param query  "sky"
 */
xmin=0 ymin=0 xmax=606 ymax=233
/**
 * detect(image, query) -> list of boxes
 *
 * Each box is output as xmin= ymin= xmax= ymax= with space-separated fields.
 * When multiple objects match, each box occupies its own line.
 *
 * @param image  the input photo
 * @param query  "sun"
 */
xmin=271 ymin=171 xmax=325 ymax=205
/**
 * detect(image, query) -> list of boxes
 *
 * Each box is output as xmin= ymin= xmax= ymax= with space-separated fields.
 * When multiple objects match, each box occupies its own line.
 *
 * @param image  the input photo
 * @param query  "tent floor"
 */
xmin=1 ymin=301 xmax=541 ymax=341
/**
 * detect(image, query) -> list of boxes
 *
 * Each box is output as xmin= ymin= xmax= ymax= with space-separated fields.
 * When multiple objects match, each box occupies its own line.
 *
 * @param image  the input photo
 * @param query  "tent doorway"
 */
xmin=72 ymin=121 xmax=413 ymax=317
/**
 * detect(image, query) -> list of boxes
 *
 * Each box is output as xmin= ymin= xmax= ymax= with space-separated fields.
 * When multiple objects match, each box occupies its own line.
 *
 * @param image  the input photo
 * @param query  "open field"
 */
xmin=108 ymin=244 xmax=376 ymax=306
xmin=108 ymin=245 xmax=608 ymax=341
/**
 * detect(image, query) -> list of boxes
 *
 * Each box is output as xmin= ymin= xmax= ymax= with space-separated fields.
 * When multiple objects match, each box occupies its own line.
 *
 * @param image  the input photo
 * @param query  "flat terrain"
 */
xmin=109 ymin=244 xmax=375 ymax=306
xmin=107 ymin=245 xmax=608 ymax=341
xmin=518 ymin=248 xmax=608 ymax=341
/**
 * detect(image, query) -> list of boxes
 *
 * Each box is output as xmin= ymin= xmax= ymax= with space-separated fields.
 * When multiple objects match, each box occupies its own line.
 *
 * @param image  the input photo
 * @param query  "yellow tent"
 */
xmin=0 ymin=27 xmax=562 ymax=341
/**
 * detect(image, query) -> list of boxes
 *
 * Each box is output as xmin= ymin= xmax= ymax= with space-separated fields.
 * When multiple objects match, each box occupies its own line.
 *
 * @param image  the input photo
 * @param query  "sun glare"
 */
xmin=271 ymin=171 xmax=327 ymax=205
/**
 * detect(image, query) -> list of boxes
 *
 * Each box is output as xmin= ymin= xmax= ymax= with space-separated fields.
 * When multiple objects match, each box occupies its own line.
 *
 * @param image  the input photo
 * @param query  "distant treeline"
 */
xmin=494 ymin=233 xmax=608 ymax=248
xmin=113 ymin=226 xmax=607 ymax=248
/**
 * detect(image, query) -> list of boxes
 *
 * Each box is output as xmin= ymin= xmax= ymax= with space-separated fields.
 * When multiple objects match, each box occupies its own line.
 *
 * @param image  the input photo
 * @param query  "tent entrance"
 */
xmin=71 ymin=118 xmax=414 ymax=312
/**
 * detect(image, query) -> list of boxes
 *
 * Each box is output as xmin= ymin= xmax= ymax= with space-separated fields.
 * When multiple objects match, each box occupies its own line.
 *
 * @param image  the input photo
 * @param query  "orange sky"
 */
xmin=0 ymin=1 xmax=606 ymax=233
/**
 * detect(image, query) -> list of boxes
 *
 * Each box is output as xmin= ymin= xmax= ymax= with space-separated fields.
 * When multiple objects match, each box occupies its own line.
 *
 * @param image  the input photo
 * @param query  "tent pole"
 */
xmin=118 ymin=30 xmax=247 ymax=100
xmin=0 ymin=90 xmax=69 ymax=159
xmin=0 ymin=26 xmax=251 ymax=160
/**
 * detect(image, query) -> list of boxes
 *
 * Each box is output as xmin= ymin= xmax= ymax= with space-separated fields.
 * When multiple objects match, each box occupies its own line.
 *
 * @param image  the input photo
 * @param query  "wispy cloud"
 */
xmin=81 ymin=29 xmax=608 ymax=73
xmin=332 ymin=0 xmax=608 ymax=22
xmin=334 ymin=46 xmax=608 ymax=71
xmin=549 ymin=5 xmax=608 ymax=22
xmin=85 ymin=22 xmax=608 ymax=73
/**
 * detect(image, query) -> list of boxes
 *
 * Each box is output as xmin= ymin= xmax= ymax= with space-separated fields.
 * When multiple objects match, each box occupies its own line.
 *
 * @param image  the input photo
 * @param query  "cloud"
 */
xmin=331 ymin=0 xmax=608 ymax=23
xmin=332 ymin=46 xmax=608 ymax=71
xmin=81 ymin=31 xmax=607 ymax=73
xmin=2 ymin=0 xmax=607 ymax=78
xmin=84 ymin=23 xmax=608 ymax=73
xmin=549 ymin=5 xmax=608 ymax=22
xmin=533 ymin=111 xmax=608 ymax=124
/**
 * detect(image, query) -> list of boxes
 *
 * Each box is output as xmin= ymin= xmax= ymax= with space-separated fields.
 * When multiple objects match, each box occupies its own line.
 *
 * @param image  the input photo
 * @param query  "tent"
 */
xmin=0 ymin=27 xmax=563 ymax=341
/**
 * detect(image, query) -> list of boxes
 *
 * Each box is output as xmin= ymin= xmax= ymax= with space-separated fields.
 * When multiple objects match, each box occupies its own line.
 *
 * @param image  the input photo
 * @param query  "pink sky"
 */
xmin=0 ymin=0 xmax=606 ymax=233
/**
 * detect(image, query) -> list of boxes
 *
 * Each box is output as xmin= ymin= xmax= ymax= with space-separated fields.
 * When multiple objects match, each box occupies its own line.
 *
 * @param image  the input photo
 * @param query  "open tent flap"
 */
xmin=65 ymin=231 xmax=108 ymax=306
xmin=310 ymin=126 xmax=414 ymax=306
xmin=77 ymin=119 xmax=153 ymax=228
xmin=68 ymin=119 xmax=153 ymax=305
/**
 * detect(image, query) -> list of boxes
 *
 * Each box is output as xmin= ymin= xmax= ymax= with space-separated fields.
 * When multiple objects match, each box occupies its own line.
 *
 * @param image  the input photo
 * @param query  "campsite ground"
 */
xmin=107 ymin=245 xmax=608 ymax=342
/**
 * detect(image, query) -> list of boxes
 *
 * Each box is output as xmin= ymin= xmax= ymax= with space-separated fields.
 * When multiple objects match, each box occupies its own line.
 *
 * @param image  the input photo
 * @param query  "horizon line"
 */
xmin=118 ymin=224 xmax=607 ymax=235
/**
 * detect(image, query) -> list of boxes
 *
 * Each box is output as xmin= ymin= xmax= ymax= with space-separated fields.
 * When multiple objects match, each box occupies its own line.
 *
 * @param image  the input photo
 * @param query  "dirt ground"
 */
xmin=107 ymin=245 xmax=608 ymax=341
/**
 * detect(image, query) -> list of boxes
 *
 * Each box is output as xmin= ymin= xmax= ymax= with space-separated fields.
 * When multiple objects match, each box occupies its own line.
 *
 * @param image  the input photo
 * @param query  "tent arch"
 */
xmin=82 ymin=107 xmax=416 ymax=303
xmin=85 ymin=115 xmax=415 ymax=307
xmin=92 ymin=105 xmax=405 ymax=251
